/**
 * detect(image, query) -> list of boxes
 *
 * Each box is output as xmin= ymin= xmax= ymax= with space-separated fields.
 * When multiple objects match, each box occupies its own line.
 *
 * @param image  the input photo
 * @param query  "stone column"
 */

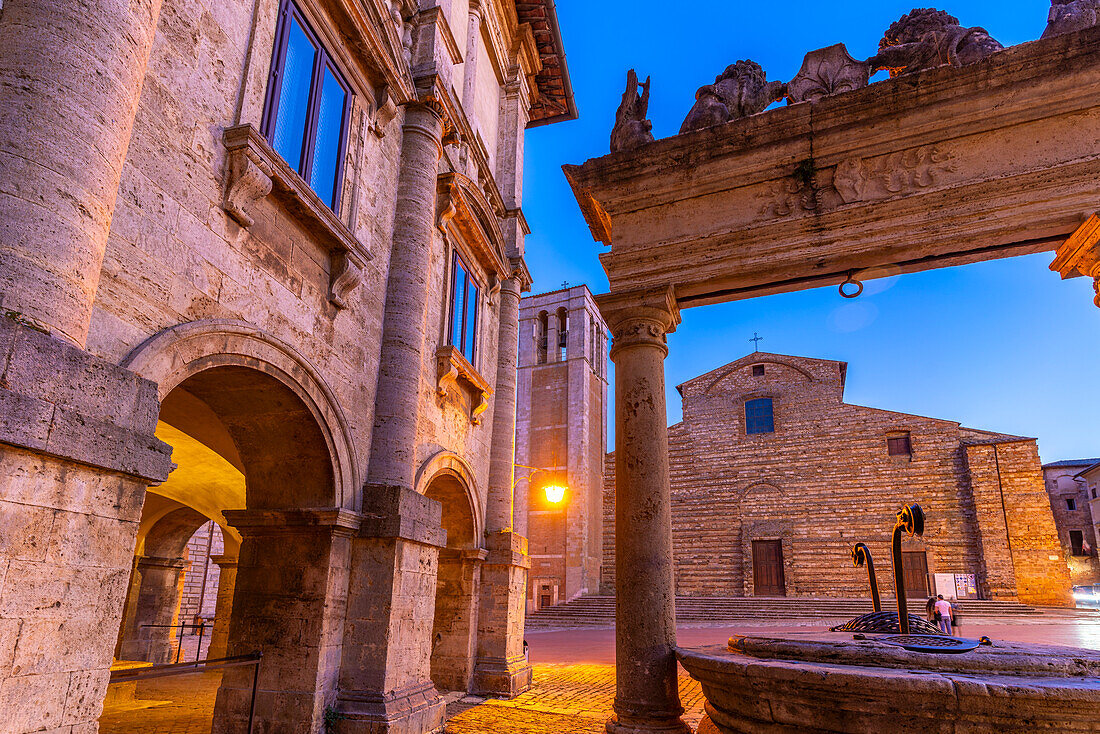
xmin=461 ymin=1 xmax=483 ymax=114
xmin=116 ymin=556 xmax=188 ymax=663
xmin=0 ymin=0 xmax=163 ymax=347
xmin=335 ymin=486 xmax=447 ymax=733
xmin=596 ymin=287 xmax=689 ymax=734
xmin=206 ymin=554 xmax=238 ymax=660
xmin=367 ymin=101 xmax=446 ymax=490
xmin=474 ymin=261 xmax=533 ymax=695
xmin=212 ymin=509 xmax=357 ymax=734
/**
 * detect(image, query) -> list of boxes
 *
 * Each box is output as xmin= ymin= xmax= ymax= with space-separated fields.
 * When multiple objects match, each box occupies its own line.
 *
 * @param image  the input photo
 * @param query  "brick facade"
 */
xmin=516 ymin=286 xmax=608 ymax=612
xmin=600 ymin=353 xmax=1072 ymax=607
xmin=1042 ymin=460 xmax=1100 ymax=585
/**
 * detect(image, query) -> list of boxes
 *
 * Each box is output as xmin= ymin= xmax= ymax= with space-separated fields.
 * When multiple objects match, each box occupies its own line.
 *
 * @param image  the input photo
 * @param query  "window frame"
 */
xmin=745 ymin=397 xmax=775 ymax=435
xmin=887 ymin=433 xmax=913 ymax=457
xmin=752 ymin=364 xmax=765 ymax=377
xmin=261 ymin=0 xmax=352 ymax=212
xmin=1066 ymin=497 xmax=1077 ymax=512
xmin=447 ymin=251 xmax=480 ymax=366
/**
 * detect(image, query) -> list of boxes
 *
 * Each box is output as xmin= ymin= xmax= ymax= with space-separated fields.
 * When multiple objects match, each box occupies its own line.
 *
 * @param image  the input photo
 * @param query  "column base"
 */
xmin=473 ymin=654 xmax=532 ymax=697
xmin=606 ymin=713 xmax=692 ymax=734
xmin=335 ymin=680 xmax=445 ymax=734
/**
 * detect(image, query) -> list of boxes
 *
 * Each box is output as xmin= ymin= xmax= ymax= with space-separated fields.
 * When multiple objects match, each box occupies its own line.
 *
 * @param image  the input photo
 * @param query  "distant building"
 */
xmin=601 ymin=352 xmax=1072 ymax=606
xmin=515 ymin=285 xmax=608 ymax=612
xmin=1042 ymin=459 xmax=1100 ymax=585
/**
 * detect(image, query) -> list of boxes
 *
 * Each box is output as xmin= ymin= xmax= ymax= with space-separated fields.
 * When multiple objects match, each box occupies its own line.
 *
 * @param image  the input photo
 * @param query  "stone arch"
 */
xmin=415 ymin=450 xmax=485 ymax=544
xmin=121 ymin=319 xmax=360 ymax=510
xmin=703 ymin=358 xmax=816 ymax=396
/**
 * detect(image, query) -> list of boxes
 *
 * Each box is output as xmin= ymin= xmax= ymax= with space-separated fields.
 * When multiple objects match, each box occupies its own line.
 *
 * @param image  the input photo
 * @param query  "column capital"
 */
xmin=222 ymin=508 xmax=362 ymax=538
xmin=506 ymin=256 xmax=533 ymax=293
xmin=596 ymin=286 xmax=681 ymax=356
xmin=209 ymin=554 xmax=238 ymax=569
xmin=136 ymin=555 xmax=187 ymax=570
xmin=1050 ymin=213 xmax=1100 ymax=308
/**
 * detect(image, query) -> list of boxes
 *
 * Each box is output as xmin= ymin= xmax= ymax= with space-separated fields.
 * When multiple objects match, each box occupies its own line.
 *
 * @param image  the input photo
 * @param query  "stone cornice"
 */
xmin=566 ymin=25 xmax=1100 ymax=307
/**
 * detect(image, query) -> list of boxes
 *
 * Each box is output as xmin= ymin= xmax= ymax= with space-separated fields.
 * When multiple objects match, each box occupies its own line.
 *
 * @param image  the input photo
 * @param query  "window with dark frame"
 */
xmin=752 ymin=364 xmax=765 ymax=377
xmin=448 ymin=252 xmax=479 ymax=364
xmin=1070 ymin=529 xmax=1085 ymax=556
xmin=887 ymin=433 xmax=912 ymax=457
xmin=745 ymin=398 xmax=774 ymax=435
xmin=1067 ymin=497 xmax=1077 ymax=511
xmin=262 ymin=0 xmax=351 ymax=211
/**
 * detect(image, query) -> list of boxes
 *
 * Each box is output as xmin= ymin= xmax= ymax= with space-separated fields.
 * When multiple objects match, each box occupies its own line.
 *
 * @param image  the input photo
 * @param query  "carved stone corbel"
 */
xmin=436 ymin=179 xmax=458 ymax=234
xmin=435 ymin=345 xmax=493 ymax=424
xmin=370 ymin=86 xmax=399 ymax=138
xmin=329 ymin=250 xmax=365 ymax=309
xmin=1050 ymin=213 xmax=1100 ymax=308
xmin=223 ymin=146 xmax=273 ymax=227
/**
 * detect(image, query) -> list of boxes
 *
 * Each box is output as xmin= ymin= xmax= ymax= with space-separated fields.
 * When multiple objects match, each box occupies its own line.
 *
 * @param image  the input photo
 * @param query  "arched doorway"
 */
xmin=109 ymin=321 xmax=360 ymax=733
xmin=425 ymin=471 xmax=483 ymax=692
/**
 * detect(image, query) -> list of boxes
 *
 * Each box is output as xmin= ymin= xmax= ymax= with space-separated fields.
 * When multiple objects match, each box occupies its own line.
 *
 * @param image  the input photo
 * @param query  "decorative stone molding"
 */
xmin=435 ymin=345 xmax=493 ymax=424
xmin=436 ymin=173 xmax=510 ymax=279
xmin=221 ymin=124 xmax=372 ymax=310
xmin=1050 ymin=213 xmax=1100 ymax=307
xmin=413 ymin=449 xmax=485 ymax=541
xmin=787 ymin=44 xmax=869 ymax=104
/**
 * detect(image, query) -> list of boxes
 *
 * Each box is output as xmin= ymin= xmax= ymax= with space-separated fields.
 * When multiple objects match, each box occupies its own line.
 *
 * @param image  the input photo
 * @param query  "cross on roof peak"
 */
xmin=749 ymin=332 xmax=764 ymax=352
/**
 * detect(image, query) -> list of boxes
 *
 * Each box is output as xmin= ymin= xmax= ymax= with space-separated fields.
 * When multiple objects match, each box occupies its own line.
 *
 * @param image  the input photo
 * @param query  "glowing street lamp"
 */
xmin=542 ymin=484 xmax=567 ymax=504
xmin=514 ymin=463 xmax=568 ymax=507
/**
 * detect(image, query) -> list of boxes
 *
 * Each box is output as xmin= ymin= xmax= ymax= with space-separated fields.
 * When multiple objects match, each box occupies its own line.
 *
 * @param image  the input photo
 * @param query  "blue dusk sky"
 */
xmin=521 ymin=1 xmax=1100 ymax=463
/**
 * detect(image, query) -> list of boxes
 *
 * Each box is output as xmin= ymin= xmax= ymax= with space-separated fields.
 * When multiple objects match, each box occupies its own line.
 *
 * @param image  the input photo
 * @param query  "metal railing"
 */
xmin=109 ymin=652 xmax=262 ymax=734
xmin=140 ymin=621 xmax=207 ymax=664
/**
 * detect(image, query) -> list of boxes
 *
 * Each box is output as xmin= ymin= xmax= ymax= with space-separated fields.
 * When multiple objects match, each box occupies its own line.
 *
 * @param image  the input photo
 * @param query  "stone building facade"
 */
xmin=514 ymin=285 xmax=608 ymax=611
xmin=0 ymin=0 xmax=574 ymax=732
xmin=601 ymin=353 xmax=1072 ymax=607
xmin=1041 ymin=458 xmax=1100 ymax=585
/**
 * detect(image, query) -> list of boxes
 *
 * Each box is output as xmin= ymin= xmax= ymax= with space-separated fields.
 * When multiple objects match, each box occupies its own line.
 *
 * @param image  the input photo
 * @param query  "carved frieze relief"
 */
xmin=758 ymin=145 xmax=956 ymax=219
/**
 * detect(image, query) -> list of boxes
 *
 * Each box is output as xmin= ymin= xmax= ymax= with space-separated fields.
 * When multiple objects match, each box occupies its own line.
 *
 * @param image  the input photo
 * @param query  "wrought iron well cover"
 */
xmin=831 ymin=611 xmax=940 ymax=635
xmin=879 ymin=634 xmax=980 ymax=654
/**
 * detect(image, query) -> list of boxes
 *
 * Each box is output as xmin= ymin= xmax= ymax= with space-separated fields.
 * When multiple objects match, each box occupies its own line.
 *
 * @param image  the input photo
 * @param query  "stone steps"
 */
xmin=524 ymin=595 xmax=1087 ymax=629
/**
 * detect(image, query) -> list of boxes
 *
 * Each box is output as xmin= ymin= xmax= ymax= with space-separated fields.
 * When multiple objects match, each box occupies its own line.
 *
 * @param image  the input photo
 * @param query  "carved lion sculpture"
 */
xmin=1043 ymin=0 xmax=1100 ymax=38
xmin=680 ymin=60 xmax=786 ymax=134
xmin=610 ymin=69 xmax=654 ymax=153
xmin=868 ymin=8 xmax=1003 ymax=77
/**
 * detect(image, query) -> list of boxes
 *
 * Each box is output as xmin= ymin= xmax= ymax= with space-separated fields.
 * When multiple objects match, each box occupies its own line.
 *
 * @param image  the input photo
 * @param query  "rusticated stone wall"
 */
xmin=601 ymin=352 xmax=1072 ymax=606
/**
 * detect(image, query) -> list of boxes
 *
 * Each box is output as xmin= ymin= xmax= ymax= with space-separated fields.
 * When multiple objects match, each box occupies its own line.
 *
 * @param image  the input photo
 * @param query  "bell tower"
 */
xmin=515 ymin=285 xmax=608 ymax=612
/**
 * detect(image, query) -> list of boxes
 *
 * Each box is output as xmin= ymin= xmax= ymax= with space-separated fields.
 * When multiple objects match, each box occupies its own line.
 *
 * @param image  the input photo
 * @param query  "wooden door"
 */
xmin=901 ymin=551 xmax=929 ymax=599
xmin=752 ymin=540 xmax=786 ymax=596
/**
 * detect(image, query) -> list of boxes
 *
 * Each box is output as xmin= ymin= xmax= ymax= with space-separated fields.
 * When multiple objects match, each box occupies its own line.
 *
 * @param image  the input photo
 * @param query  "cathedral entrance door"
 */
xmin=751 ymin=540 xmax=786 ymax=596
xmin=902 ymin=550 xmax=930 ymax=599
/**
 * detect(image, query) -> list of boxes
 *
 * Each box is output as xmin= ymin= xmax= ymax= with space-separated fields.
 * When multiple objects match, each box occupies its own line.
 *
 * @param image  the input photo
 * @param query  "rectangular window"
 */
xmin=449 ymin=253 xmax=479 ymax=364
xmin=745 ymin=398 xmax=774 ymax=435
xmin=263 ymin=0 xmax=350 ymax=210
xmin=1067 ymin=498 xmax=1077 ymax=511
xmin=752 ymin=364 xmax=765 ymax=377
xmin=887 ymin=433 xmax=912 ymax=457
xmin=1070 ymin=530 xmax=1085 ymax=556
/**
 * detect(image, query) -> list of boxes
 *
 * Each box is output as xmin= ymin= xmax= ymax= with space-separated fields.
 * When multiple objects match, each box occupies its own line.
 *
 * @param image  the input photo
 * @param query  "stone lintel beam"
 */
xmin=222 ymin=508 xmax=361 ymax=537
xmin=1050 ymin=212 xmax=1100 ymax=307
xmin=360 ymin=483 xmax=447 ymax=547
xmin=565 ymin=25 xmax=1100 ymax=308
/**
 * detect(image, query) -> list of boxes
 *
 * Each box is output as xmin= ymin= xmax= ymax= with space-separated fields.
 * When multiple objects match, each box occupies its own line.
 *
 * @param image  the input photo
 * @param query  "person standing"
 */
xmin=934 ymin=594 xmax=954 ymax=635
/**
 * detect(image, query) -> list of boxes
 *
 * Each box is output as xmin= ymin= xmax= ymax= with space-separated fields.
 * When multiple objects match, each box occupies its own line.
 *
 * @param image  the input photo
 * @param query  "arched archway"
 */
xmin=424 ymin=467 xmax=484 ymax=693
xmin=108 ymin=321 xmax=355 ymax=733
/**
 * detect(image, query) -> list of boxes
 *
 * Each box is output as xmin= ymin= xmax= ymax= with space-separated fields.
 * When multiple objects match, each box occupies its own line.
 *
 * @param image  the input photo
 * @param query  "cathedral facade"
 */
xmin=601 ymin=353 xmax=1072 ymax=607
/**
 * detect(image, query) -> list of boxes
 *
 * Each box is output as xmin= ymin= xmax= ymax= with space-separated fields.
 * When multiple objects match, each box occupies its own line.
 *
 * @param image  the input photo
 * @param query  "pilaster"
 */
xmin=474 ymin=531 xmax=533 ymax=696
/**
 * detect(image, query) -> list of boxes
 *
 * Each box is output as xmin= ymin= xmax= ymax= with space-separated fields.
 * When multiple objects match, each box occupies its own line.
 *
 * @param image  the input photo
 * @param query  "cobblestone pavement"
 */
xmin=98 ymin=617 xmax=1100 ymax=733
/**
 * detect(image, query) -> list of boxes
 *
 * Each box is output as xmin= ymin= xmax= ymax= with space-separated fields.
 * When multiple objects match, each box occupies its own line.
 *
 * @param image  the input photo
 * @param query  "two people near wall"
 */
xmin=927 ymin=594 xmax=960 ymax=635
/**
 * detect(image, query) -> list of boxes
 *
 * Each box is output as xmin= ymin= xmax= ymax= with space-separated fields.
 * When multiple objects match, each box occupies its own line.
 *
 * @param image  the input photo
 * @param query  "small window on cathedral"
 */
xmin=887 ymin=433 xmax=912 ymax=457
xmin=745 ymin=398 xmax=774 ymax=435
xmin=1070 ymin=530 xmax=1085 ymax=556
xmin=448 ymin=252 xmax=479 ymax=364
xmin=1066 ymin=497 xmax=1077 ymax=511
xmin=752 ymin=364 xmax=765 ymax=377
